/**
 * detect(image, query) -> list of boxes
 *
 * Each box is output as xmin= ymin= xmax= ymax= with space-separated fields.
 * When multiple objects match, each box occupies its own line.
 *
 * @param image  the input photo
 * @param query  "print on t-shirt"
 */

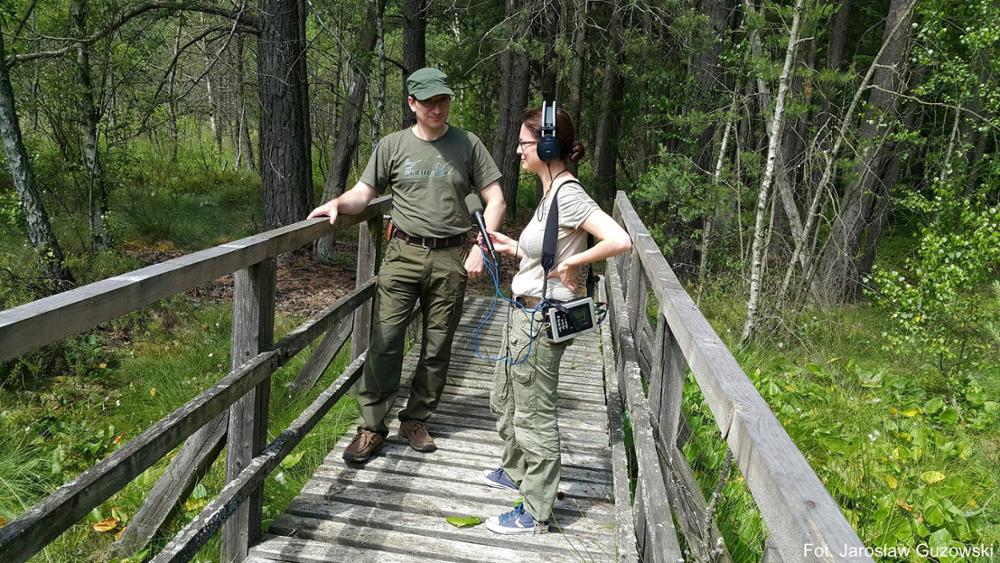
xmin=403 ymin=157 xmax=454 ymax=178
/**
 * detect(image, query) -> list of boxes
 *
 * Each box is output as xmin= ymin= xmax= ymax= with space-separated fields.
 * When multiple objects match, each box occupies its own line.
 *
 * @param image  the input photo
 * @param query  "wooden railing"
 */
xmin=605 ymin=192 xmax=872 ymax=562
xmin=0 ymin=196 xmax=391 ymax=563
xmin=0 ymin=190 xmax=872 ymax=563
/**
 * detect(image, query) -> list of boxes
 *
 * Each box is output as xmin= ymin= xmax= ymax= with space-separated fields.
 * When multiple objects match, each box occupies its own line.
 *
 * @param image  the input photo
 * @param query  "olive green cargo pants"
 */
xmin=490 ymin=306 xmax=569 ymax=522
xmin=358 ymin=237 xmax=469 ymax=435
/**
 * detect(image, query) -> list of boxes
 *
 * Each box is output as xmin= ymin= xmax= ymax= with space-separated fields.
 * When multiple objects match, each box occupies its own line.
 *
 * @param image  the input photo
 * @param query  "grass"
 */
xmin=0 ymin=300 xmax=359 ymax=562
xmin=685 ymin=281 xmax=1000 ymax=561
xmin=0 ymin=138 xmax=360 ymax=561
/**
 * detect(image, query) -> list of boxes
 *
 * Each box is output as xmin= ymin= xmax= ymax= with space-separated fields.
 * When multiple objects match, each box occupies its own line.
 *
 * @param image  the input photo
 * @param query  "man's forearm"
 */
xmin=334 ymin=182 xmax=377 ymax=215
xmin=483 ymin=199 xmax=505 ymax=231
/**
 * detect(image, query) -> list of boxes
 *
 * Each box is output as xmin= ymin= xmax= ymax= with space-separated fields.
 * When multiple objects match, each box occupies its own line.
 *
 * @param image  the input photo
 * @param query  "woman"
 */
xmin=481 ymin=107 xmax=632 ymax=534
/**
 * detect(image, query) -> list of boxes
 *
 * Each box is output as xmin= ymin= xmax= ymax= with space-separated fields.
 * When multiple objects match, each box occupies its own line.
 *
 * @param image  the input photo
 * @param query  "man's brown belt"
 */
xmin=392 ymin=228 xmax=467 ymax=250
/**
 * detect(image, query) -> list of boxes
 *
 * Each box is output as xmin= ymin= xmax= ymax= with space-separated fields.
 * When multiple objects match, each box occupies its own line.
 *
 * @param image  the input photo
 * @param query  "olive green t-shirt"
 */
xmin=360 ymin=125 xmax=502 ymax=238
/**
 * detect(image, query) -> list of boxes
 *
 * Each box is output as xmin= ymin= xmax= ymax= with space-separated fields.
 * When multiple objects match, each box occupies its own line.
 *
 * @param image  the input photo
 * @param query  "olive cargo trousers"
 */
xmin=358 ymin=237 xmax=469 ymax=435
xmin=490 ymin=306 xmax=569 ymax=522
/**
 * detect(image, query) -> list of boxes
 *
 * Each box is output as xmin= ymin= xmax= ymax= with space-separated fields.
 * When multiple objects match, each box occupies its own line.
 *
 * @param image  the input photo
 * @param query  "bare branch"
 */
xmin=5 ymin=1 xmax=258 ymax=67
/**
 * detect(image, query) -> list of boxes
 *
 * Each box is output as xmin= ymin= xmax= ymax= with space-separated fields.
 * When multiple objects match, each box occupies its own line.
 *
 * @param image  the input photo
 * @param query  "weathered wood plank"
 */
xmin=274 ymin=499 xmax=616 ymax=558
xmin=251 ymin=534 xmax=433 ymax=563
xmin=299 ymin=474 xmax=616 ymax=530
xmin=311 ymin=458 xmax=612 ymax=501
xmin=223 ymin=259 xmax=277 ymax=562
xmin=614 ymin=192 xmax=870 ymax=562
xmin=286 ymin=315 xmax=352 ymax=398
xmin=153 ymin=353 xmax=367 ymax=562
xmin=351 ymin=217 xmax=382 ymax=360
xmin=0 ymin=281 xmax=374 ymax=563
xmin=407 ymin=419 xmax=610 ymax=456
xmin=396 ymin=385 xmax=611 ymax=415
xmin=0 ymin=197 xmax=391 ymax=362
xmin=324 ymin=442 xmax=612 ymax=487
xmin=386 ymin=399 xmax=609 ymax=434
xmin=665 ymin=443 xmax=732 ymax=563
xmin=598 ymin=282 xmax=640 ymax=562
xmin=112 ymin=412 xmax=226 ymax=557
xmin=270 ymin=512 xmax=615 ymax=562
xmin=606 ymin=261 xmax=684 ymax=562
xmin=356 ymin=432 xmax=611 ymax=475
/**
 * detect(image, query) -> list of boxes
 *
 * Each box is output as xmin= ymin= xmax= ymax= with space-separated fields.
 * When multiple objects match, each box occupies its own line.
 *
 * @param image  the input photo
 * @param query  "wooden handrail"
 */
xmin=154 ymin=352 xmax=368 ymax=562
xmin=604 ymin=264 xmax=683 ymax=561
xmin=612 ymin=192 xmax=871 ymax=562
xmin=0 ymin=196 xmax=392 ymax=362
xmin=0 ymin=197 xmax=390 ymax=563
xmin=0 ymin=280 xmax=375 ymax=562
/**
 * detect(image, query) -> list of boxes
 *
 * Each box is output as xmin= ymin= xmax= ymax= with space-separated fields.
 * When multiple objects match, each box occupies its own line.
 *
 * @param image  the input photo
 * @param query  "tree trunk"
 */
xmin=538 ymin=5 xmax=559 ymax=102
xmin=827 ymin=0 xmax=850 ymax=71
xmin=316 ymin=0 xmax=385 ymax=262
xmin=813 ymin=0 xmax=915 ymax=303
xmin=371 ymin=0 xmax=387 ymax=144
xmin=0 ymin=34 xmax=74 ymax=291
xmin=71 ymin=0 xmax=110 ymax=251
xmin=400 ymin=0 xmax=426 ymax=128
xmin=564 ymin=0 xmax=587 ymax=174
xmin=691 ymin=0 xmax=735 ymax=174
xmin=493 ymin=0 xmax=531 ymax=216
xmin=233 ymin=29 xmax=255 ymax=171
xmin=592 ymin=0 xmax=625 ymax=204
xmin=740 ymin=0 xmax=804 ymax=346
xmin=201 ymin=14 xmax=224 ymax=155
xmin=775 ymin=0 xmax=917 ymax=308
xmin=298 ymin=0 xmax=313 ymax=198
xmin=168 ymin=21 xmax=183 ymax=162
xmin=258 ymin=0 xmax=312 ymax=229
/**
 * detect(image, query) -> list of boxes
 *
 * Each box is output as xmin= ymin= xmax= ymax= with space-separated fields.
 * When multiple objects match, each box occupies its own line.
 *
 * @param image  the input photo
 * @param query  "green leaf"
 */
xmin=280 ymin=450 xmax=305 ymax=469
xmin=925 ymin=503 xmax=945 ymax=527
xmin=920 ymin=471 xmax=945 ymax=484
xmin=928 ymin=528 xmax=951 ymax=550
xmin=938 ymin=407 xmax=959 ymax=425
xmin=192 ymin=483 xmax=208 ymax=500
xmin=446 ymin=516 xmax=482 ymax=528
xmin=924 ymin=397 xmax=944 ymax=414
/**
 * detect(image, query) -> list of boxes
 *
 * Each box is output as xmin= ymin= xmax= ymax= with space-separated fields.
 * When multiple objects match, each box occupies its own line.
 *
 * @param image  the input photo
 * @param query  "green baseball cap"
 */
xmin=407 ymin=67 xmax=455 ymax=100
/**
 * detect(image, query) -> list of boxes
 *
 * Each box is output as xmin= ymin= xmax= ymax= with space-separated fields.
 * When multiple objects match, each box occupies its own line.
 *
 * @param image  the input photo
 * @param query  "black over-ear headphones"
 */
xmin=537 ymin=101 xmax=560 ymax=162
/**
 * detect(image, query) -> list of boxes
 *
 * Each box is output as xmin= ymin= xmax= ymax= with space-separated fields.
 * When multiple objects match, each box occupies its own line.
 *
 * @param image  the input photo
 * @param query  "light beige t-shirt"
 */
xmin=360 ymin=125 xmax=502 ymax=238
xmin=511 ymin=179 xmax=600 ymax=301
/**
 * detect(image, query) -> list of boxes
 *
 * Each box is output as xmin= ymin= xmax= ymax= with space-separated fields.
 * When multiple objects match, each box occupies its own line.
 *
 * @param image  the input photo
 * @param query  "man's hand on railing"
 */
xmin=308 ymin=200 xmax=340 ymax=225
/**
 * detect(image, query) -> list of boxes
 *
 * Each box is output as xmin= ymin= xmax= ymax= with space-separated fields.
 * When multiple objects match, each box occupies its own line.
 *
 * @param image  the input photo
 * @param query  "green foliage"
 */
xmin=632 ymin=150 xmax=715 ymax=258
xmin=870 ymin=190 xmax=1000 ymax=385
xmin=695 ymin=283 xmax=1000 ymax=559
xmin=0 ymin=301 xmax=359 ymax=560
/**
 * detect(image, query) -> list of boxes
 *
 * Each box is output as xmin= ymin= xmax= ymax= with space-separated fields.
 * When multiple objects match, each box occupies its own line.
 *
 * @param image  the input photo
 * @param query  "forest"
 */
xmin=0 ymin=0 xmax=997 ymax=561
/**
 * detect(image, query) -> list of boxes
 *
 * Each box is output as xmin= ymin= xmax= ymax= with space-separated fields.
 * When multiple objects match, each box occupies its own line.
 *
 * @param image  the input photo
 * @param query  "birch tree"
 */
xmin=740 ymin=0 xmax=805 ymax=345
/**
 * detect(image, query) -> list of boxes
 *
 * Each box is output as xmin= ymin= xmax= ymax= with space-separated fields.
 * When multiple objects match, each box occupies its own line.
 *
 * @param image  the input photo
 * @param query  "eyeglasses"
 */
xmin=517 ymin=140 xmax=537 ymax=150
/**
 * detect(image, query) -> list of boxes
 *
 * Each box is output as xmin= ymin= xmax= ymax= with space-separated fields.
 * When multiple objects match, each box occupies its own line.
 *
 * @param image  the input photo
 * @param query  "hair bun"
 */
xmin=568 ymin=141 xmax=586 ymax=163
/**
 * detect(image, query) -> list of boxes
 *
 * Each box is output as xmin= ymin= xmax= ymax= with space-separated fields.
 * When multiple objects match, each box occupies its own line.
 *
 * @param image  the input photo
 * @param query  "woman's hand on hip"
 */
xmin=549 ymin=262 xmax=579 ymax=292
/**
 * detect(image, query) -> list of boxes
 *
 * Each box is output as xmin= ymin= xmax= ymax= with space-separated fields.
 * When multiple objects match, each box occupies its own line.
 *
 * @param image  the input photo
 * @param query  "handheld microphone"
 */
xmin=464 ymin=193 xmax=497 ymax=263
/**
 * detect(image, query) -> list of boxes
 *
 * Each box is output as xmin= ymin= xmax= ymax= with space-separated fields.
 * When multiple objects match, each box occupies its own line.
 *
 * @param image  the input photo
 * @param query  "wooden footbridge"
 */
xmin=0 ymin=194 xmax=871 ymax=562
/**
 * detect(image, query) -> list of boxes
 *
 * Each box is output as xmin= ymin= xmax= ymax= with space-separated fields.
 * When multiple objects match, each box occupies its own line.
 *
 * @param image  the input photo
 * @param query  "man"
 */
xmin=308 ymin=67 xmax=505 ymax=464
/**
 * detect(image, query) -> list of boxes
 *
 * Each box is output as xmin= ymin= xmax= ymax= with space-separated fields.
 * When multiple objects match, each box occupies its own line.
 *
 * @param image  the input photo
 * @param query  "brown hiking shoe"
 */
xmin=342 ymin=427 xmax=385 ymax=464
xmin=399 ymin=420 xmax=436 ymax=452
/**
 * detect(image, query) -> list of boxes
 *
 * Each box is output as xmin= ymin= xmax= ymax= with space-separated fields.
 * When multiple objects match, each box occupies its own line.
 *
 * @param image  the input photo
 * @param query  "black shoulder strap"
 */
xmin=541 ymin=180 xmax=598 ymax=300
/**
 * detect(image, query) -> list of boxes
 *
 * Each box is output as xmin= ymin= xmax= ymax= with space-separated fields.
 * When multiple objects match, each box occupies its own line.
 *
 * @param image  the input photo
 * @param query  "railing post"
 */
xmin=222 ymin=258 xmax=276 ymax=562
xmin=352 ymin=217 xmax=383 ymax=360
xmin=649 ymin=312 xmax=685 ymax=449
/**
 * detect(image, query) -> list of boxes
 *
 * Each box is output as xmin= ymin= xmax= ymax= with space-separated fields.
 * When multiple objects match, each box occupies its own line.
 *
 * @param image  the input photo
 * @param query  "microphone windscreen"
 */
xmin=464 ymin=193 xmax=484 ymax=216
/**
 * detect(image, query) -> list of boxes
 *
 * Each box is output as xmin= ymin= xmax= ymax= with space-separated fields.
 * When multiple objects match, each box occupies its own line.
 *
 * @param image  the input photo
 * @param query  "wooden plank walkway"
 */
xmin=249 ymin=297 xmax=620 ymax=562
